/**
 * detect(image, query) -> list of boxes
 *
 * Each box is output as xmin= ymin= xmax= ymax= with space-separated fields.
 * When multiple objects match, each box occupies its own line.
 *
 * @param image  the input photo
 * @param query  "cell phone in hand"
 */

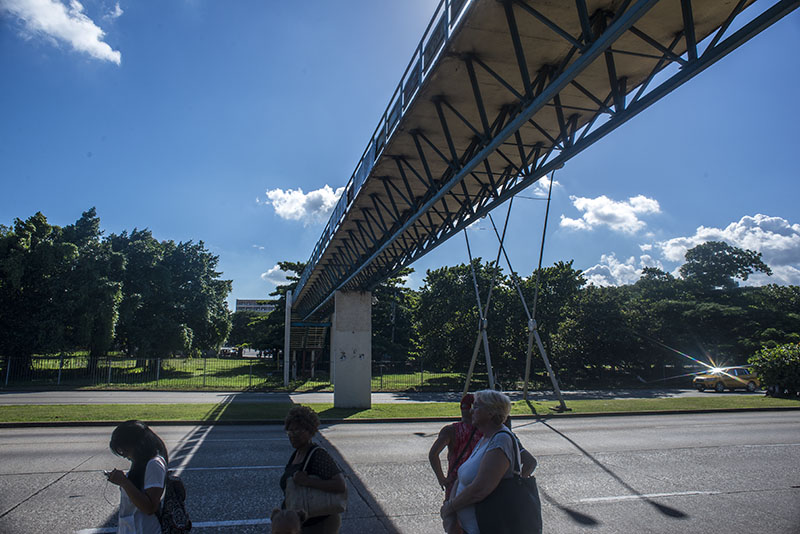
xmin=103 ymin=470 xmax=112 ymax=478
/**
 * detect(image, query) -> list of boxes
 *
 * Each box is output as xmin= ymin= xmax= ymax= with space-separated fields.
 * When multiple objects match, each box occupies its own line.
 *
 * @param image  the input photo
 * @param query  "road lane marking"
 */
xmin=578 ymin=490 xmax=719 ymax=503
xmin=171 ymin=425 xmax=215 ymax=476
xmin=76 ymin=518 xmax=271 ymax=533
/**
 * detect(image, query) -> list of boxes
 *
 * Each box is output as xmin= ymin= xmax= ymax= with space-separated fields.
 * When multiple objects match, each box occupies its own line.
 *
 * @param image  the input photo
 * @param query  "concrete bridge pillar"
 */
xmin=331 ymin=290 xmax=372 ymax=408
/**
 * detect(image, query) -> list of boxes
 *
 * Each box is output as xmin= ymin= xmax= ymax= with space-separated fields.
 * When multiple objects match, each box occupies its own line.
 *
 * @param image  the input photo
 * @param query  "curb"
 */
xmin=2 ymin=405 xmax=798 ymax=428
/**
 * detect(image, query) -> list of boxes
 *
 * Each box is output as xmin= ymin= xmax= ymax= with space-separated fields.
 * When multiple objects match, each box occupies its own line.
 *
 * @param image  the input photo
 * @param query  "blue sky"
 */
xmin=1 ymin=1 xmax=799 ymax=310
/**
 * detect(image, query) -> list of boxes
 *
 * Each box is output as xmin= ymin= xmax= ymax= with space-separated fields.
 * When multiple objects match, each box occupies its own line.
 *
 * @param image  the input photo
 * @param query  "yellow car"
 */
xmin=693 ymin=366 xmax=760 ymax=392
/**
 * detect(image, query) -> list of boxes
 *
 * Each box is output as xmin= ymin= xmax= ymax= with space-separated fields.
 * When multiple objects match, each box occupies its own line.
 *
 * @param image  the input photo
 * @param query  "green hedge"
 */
xmin=748 ymin=343 xmax=800 ymax=397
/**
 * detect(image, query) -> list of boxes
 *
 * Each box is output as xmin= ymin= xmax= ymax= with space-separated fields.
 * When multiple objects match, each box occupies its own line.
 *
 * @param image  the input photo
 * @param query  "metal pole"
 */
xmin=156 ymin=358 xmax=161 ymax=386
xmin=462 ymin=328 xmax=483 ymax=395
xmin=284 ymin=290 xmax=292 ymax=387
xmin=464 ymin=230 xmax=495 ymax=390
xmin=57 ymin=353 xmax=64 ymax=385
xmin=107 ymin=356 xmax=112 ymax=384
xmin=5 ymin=358 xmax=11 ymax=387
xmin=533 ymin=322 xmax=567 ymax=411
xmin=249 ymin=361 xmax=253 ymax=388
xmin=522 ymin=321 xmax=535 ymax=399
xmin=203 ymin=357 xmax=207 ymax=387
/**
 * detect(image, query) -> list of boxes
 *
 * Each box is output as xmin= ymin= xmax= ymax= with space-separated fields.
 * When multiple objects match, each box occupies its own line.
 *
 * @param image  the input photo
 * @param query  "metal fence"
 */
xmin=0 ymin=356 xmax=284 ymax=390
xmin=0 ymin=356 xmax=481 ymax=392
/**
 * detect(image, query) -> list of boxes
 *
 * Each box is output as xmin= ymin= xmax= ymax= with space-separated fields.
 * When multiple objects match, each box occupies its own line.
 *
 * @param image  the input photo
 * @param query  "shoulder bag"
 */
xmin=284 ymin=445 xmax=348 ymax=518
xmin=475 ymin=429 xmax=542 ymax=534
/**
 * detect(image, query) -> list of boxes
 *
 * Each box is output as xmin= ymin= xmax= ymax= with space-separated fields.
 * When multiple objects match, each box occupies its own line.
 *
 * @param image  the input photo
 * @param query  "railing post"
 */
xmin=156 ymin=358 xmax=161 ymax=386
xmin=4 ymin=358 xmax=11 ymax=387
xmin=249 ymin=361 xmax=253 ymax=388
xmin=203 ymin=357 xmax=207 ymax=387
xmin=107 ymin=355 xmax=112 ymax=385
xmin=57 ymin=353 xmax=64 ymax=385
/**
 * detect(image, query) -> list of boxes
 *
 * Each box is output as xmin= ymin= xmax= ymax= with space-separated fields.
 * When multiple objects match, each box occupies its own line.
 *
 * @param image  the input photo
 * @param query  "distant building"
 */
xmin=235 ymin=299 xmax=276 ymax=314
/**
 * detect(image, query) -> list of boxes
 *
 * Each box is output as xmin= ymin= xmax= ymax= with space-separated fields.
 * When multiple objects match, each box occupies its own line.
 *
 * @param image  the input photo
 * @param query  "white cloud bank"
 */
xmin=2 ymin=0 xmax=121 ymax=64
xmin=654 ymin=214 xmax=800 ymax=285
xmin=261 ymin=264 xmax=288 ymax=285
xmin=560 ymin=194 xmax=660 ymax=234
xmin=584 ymin=253 xmax=663 ymax=287
xmin=584 ymin=214 xmax=800 ymax=286
xmin=263 ymin=185 xmax=344 ymax=226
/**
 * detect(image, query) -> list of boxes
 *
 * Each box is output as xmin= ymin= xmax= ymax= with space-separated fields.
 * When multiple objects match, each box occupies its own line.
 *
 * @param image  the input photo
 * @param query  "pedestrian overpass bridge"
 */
xmin=283 ymin=0 xmax=798 ymax=406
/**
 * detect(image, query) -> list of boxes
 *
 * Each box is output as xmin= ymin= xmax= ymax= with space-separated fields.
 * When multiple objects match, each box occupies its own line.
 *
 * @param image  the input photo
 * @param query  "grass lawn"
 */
xmin=1 ymin=395 xmax=797 ymax=424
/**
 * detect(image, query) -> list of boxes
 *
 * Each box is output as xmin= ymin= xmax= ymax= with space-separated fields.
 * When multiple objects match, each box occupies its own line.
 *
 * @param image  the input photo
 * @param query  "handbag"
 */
xmin=475 ymin=429 xmax=542 ymax=534
xmin=284 ymin=445 xmax=347 ymax=518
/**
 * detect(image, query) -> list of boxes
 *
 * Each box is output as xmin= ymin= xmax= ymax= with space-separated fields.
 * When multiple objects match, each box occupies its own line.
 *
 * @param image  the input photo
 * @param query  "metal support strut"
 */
xmin=462 ymin=198 xmax=516 ymax=394
xmin=487 ymin=170 xmax=567 ymax=411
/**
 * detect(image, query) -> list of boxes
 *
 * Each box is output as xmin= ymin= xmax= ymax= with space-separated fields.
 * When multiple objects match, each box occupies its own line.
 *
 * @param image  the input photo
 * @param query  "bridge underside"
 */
xmin=291 ymin=0 xmax=796 ymax=321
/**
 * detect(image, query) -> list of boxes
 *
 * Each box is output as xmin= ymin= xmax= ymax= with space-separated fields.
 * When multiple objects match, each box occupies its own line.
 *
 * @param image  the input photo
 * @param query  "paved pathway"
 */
xmin=0 ymin=388 xmax=759 ymax=405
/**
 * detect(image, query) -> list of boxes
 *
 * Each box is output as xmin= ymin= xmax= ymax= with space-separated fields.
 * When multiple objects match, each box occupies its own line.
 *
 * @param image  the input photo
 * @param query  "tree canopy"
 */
xmin=0 ymin=209 xmax=232 ymax=374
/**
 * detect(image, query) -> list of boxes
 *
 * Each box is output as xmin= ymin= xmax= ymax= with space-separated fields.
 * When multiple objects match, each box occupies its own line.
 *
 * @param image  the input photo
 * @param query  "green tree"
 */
xmin=110 ymin=230 xmax=231 ymax=364
xmin=255 ymin=261 xmax=307 ymax=355
xmin=60 ymin=208 xmax=124 ymax=372
xmin=372 ymin=268 xmax=416 ymax=362
xmin=414 ymin=259 xmax=505 ymax=372
xmin=501 ymin=261 xmax=586 ymax=379
xmin=679 ymin=241 xmax=772 ymax=290
xmin=551 ymin=285 xmax=638 ymax=383
xmin=0 ymin=212 xmax=77 ymax=374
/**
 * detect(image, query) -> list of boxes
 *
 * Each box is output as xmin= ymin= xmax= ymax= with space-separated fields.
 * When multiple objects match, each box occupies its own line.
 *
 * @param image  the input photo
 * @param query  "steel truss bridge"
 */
xmin=292 ymin=0 xmax=798 ymax=320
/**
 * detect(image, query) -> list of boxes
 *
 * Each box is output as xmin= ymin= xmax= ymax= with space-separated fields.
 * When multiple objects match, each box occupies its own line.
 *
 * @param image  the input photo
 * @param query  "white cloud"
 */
xmin=560 ymin=194 xmax=660 ymax=234
xmin=582 ymin=213 xmax=800 ymax=287
xmin=655 ymin=214 xmax=800 ymax=281
xmin=584 ymin=253 xmax=663 ymax=286
xmin=105 ymin=1 xmax=122 ymax=20
xmin=263 ymin=185 xmax=344 ymax=226
xmin=261 ymin=264 xmax=288 ymax=285
xmin=530 ymin=176 xmax=561 ymax=197
xmin=252 ymin=244 xmax=265 ymax=251
xmin=2 ymin=0 xmax=121 ymax=64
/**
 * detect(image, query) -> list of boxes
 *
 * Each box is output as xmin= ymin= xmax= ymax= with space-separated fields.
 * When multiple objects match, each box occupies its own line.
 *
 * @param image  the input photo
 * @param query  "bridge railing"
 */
xmin=295 ymin=0 xmax=474 ymax=301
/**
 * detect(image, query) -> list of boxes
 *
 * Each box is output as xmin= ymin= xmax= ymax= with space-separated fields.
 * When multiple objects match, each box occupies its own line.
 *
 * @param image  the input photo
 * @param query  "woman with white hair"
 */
xmin=440 ymin=389 xmax=541 ymax=534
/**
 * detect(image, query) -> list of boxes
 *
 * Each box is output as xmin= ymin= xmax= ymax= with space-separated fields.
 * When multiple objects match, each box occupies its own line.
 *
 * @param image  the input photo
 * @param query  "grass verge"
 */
xmin=0 ymin=395 xmax=798 ymax=424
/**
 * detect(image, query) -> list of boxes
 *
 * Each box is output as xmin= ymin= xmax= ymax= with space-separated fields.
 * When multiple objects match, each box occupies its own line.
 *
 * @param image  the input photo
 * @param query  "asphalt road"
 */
xmin=0 ymin=388 xmax=762 ymax=405
xmin=1 ymin=412 xmax=798 ymax=533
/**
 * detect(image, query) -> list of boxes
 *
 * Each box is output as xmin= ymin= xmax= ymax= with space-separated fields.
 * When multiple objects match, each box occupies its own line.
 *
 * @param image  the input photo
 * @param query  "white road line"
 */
xmin=578 ymin=490 xmax=719 ymax=504
xmin=740 ymin=443 xmax=800 ymax=448
xmin=171 ymin=425 xmax=215 ymax=476
xmin=76 ymin=518 xmax=271 ymax=533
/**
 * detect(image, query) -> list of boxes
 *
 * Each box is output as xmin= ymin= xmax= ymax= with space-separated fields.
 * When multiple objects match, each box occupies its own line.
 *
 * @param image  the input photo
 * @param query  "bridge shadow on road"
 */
xmin=512 ymin=405 xmax=689 ymax=528
xmin=176 ymin=394 xmax=397 ymax=533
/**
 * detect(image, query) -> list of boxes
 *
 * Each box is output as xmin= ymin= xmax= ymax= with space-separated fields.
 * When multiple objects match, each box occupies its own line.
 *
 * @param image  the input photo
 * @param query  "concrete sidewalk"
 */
xmin=0 ymin=388 xmax=739 ymax=405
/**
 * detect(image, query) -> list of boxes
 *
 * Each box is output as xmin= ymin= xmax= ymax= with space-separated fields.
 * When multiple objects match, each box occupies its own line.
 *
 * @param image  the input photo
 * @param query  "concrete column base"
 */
xmin=331 ymin=290 xmax=372 ymax=409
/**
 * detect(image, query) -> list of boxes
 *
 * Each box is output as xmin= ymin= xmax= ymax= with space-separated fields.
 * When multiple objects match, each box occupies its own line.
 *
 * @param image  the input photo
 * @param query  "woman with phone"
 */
xmin=106 ymin=420 xmax=168 ymax=534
